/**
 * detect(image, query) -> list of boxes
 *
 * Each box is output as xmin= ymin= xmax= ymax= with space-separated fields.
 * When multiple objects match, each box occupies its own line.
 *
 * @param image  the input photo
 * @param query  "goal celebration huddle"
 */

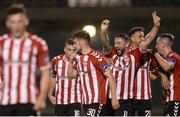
xmin=0 ymin=4 xmax=179 ymax=116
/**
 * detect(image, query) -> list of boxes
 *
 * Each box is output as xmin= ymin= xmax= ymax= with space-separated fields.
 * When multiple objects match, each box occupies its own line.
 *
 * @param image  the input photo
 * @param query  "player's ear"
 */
xmin=125 ymin=40 xmax=130 ymax=48
xmin=6 ymin=19 xmax=10 ymax=29
xmin=64 ymin=47 xmax=66 ymax=53
xmin=25 ymin=16 xmax=29 ymax=26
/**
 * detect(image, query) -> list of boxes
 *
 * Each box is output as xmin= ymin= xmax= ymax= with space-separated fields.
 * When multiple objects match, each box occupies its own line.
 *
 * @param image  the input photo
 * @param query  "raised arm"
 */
xmin=154 ymin=53 xmax=174 ymax=72
xmin=100 ymin=20 xmax=112 ymax=53
xmin=140 ymin=11 xmax=161 ymax=52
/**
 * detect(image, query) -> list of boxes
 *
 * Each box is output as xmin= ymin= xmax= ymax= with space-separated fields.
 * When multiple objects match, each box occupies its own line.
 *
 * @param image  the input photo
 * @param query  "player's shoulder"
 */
xmin=52 ymin=55 xmax=63 ymax=62
xmin=89 ymin=49 xmax=106 ymax=62
xmin=169 ymin=51 xmax=180 ymax=60
xmin=0 ymin=34 xmax=9 ymax=41
xmin=90 ymin=49 xmax=104 ymax=57
xmin=30 ymin=34 xmax=47 ymax=45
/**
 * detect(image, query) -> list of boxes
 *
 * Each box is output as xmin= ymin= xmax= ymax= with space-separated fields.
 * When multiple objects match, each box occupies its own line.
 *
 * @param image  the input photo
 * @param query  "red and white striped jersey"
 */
xmin=51 ymin=55 xmax=81 ymax=105
xmin=128 ymin=48 xmax=158 ymax=100
xmin=74 ymin=49 xmax=111 ymax=105
xmin=0 ymin=34 xmax=50 ymax=105
xmin=164 ymin=51 xmax=180 ymax=102
xmin=105 ymin=48 xmax=142 ymax=100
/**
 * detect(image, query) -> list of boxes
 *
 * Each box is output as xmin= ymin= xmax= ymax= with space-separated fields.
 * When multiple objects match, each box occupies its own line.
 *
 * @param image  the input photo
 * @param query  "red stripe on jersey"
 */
xmin=81 ymin=56 xmax=89 ymax=104
xmin=141 ymin=70 xmax=144 ymax=99
xmin=60 ymin=61 xmax=65 ymax=104
xmin=74 ymin=79 xmax=78 ymax=103
xmin=8 ymin=39 xmax=14 ymax=105
xmin=67 ymin=80 xmax=72 ymax=104
xmin=120 ymin=59 xmax=125 ymax=99
xmin=17 ymin=39 xmax=25 ymax=103
xmin=27 ymin=40 xmax=33 ymax=103
xmin=87 ymin=59 xmax=95 ymax=103
xmin=147 ymin=69 xmax=151 ymax=99
xmin=128 ymin=56 xmax=132 ymax=98
xmin=0 ymin=38 xmax=5 ymax=104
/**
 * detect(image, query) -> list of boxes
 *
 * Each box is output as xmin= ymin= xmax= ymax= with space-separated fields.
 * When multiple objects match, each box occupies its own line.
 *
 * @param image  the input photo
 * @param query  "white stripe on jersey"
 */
xmin=170 ymin=74 xmax=174 ymax=101
xmin=90 ymin=63 xmax=98 ymax=103
xmin=129 ymin=55 xmax=135 ymax=99
xmin=84 ymin=56 xmax=92 ymax=104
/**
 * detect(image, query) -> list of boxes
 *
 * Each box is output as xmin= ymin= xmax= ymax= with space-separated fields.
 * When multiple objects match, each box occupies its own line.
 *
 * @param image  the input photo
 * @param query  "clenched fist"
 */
xmin=101 ymin=19 xmax=110 ymax=32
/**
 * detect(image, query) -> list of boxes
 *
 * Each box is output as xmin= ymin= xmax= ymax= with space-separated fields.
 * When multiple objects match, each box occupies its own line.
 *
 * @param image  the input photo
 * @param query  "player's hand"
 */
xmin=0 ymin=82 xmax=3 ymax=91
xmin=111 ymin=98 xmax=120 ymax=109
xmin=101 ymin=19 xmax=110 ymax=32
xmin=152 ymin=11 xmax=161 ymax=27
xmin=48 ymin=95 xmax=56 ymax=105
xmin=69 ymin=52 xmax=77 ymax=62
xmin=107 ymin=58 xmax=114 ymax=65
xmin=161 ymin=74 xmax=170 ymax=90
xmin=33 ymin=96 xmax=46 ymax=111
xmin=0 ymin=78 xmax=3 ymax=91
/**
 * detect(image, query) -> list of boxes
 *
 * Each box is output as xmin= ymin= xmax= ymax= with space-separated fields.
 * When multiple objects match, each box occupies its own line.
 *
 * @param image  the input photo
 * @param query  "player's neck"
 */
xmin=10 ymin=31 xmax=29 ymax=40
xmin=82 ymin=45 xmax=91 ymax=55
xmin=130 ymin=43 xmax=138 ymax=50
xmin=64 ymin=55 xmax=70 ymax=62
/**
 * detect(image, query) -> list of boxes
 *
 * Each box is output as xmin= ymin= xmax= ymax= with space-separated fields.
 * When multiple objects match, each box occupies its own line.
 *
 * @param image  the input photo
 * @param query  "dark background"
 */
xmin=0 ymin=0 xmax=180 ymax=115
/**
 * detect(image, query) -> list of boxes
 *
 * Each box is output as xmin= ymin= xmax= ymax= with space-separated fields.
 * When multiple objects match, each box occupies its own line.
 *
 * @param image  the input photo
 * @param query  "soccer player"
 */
xmin=100 ymin=11 xmax=160 ymax=116
xmin=48 ymin=39 xmax=81 ymax=116
xmin=0 ymin=4 xmax=50 ymax=115
xmin=67 ymin=31 xmax=120 ymax=116
xmin=154 ymin=33 xmax=180 ymax=116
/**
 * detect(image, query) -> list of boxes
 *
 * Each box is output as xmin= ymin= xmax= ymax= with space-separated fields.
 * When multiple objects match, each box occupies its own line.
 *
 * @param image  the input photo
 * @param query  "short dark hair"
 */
xmin=72 ymin=31 xmax=91 ymax=44
xmin=5 ymin=4 xmax=27 ymax=19
xmin=65 ymin=39 xmax=75 ymax=46
xmin=158 ymin=33 xmax=174 ymax=46
xmin=115 ymin=33 xmax=129 ymax=42
xmin=128 ymin=27 xmax=144 ymax=37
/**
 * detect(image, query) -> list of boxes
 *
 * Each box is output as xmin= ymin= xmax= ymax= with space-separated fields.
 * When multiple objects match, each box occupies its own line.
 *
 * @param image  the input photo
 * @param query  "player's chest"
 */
xmin=1 ymin=39 xmax=37 ymax=62
xmin=113 ymin=56 xmax=131 ymax=72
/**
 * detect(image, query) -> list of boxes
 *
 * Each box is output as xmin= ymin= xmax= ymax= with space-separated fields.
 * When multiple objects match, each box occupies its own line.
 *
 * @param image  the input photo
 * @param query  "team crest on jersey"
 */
xmin=102 ymin=63 xmax=111 ymax=72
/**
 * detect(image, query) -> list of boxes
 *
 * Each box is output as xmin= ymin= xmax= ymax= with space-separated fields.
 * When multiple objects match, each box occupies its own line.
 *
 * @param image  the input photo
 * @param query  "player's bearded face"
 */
xmin=114 ymin=38 xmax=126 ymax=56
xmin=6 ymin=13 xmax=29 ymax=38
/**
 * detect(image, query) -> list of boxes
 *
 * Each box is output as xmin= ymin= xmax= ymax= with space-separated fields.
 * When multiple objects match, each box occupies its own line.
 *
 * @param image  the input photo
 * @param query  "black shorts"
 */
xmin=0 ymin=103 xmax=36 ymax=116
xmin=114 ymin=99 xmax=131 ymax=116
xmin=164 ymin=101 xmax=180 ymax=116
xmin=129 ymin=99 xmax=152 ymax=116
xmin=100 ymin=98 xmax=131 ymax=116
xmin=101 ymin=98 xmax=114 ymax=116
xmin=83 ymin=103 xmax=104 ymax=116
xmin=55 ymin=103 xmax=81 ymax=116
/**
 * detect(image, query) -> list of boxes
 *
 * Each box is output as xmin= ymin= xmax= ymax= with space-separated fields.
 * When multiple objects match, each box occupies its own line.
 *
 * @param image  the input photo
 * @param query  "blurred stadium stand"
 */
xmin=0 ymin=0 xmax=179 ymax=116
xmin=0 ymin=0 xmax=179 ymax=7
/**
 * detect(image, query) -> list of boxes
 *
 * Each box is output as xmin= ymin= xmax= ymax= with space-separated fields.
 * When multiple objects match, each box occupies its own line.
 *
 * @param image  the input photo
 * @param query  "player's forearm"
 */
xmin=150 ymin=72 xmax=158 ymax=80
xmin=39 ymin=69 xmax=50 ymax=100
xmin=154 ymin=53 xmax=172 ymax=72
xmin=48 ymin=77 xmax=55 ymax=97
xmin=141 ymin=26 xmax=159 ymax=51
xmin=105 ymin=71 xmax=117 ymax=99
xmin=100 ymin=30 xmax=111 ymax=51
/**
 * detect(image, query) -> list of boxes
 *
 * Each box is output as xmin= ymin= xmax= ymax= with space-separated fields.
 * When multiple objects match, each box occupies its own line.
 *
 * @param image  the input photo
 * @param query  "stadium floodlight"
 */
xmin=82 ymin=25 xmax=96 ymax=37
